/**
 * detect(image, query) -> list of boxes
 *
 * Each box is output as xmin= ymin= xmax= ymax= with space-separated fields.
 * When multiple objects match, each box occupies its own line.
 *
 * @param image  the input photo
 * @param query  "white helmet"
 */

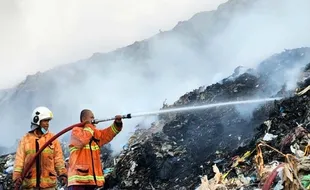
xmin=30 ymin=106 xmax=53 ymax=130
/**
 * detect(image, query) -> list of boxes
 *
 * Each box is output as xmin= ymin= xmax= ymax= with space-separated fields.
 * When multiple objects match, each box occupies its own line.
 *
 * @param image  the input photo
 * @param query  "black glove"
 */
xmin=114 ymin=115 xmax=123 ymax=128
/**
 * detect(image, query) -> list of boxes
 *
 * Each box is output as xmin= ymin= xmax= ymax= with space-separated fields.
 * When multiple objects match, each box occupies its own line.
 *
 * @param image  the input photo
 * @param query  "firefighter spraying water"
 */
xmin=13 ymin=97 xmax=282 ymax=190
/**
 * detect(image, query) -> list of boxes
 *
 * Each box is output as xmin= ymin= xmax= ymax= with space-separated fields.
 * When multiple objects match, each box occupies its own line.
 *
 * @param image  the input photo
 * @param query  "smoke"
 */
xmin=0 ymin=0 xmax=227 ymax=89
xmin=1 ymin=0 xmax=310 ymax=155
xmin=204 ymin=0 xmax=310 ymax=77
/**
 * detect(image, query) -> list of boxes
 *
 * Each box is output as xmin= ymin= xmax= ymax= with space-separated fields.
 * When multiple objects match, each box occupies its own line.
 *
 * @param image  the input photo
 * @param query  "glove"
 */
xmin=114 ymin=115 xmax=123 ymax=128
xmin=14 ymin=178 xmax=22 ymax=188
xmin=59 ymin=175 xmax=67 ymax=186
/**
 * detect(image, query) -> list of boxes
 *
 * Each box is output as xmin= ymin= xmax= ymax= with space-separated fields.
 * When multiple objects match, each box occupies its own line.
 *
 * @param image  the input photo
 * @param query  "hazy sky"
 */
xmin=0 ymin=0 xmax=227 ymax=88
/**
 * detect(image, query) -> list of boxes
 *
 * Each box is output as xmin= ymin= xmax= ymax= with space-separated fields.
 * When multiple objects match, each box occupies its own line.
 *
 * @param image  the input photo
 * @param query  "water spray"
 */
xmin=92 ymin=97 xmax=282 ymax=124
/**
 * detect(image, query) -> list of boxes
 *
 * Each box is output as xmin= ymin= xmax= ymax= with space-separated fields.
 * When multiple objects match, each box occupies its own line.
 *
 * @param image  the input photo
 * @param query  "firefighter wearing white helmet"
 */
xmin=13 ymin=106 xmax=67 ymax=189
xmin=30 ymin=106 xmax=53 ymax=133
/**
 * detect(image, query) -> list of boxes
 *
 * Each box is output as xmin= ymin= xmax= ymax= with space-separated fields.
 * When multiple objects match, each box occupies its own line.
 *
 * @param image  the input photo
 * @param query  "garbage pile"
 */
xmin=101 ymin=49 xmax=310 ymax=190
xmin=0 ymin=153 xmax=14 ymax=189
xmin=196 ymin=93 xmax=310 ymax=190
xmin=102 ymin=71 xmax=278 ymax=190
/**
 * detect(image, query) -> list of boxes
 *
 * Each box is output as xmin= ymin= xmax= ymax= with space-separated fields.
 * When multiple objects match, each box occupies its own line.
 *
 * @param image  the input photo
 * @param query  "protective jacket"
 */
xmin=67 ymin=122 xmax=121 ymax=187
xmin=13 ymin=131 xmax=67 ymax=189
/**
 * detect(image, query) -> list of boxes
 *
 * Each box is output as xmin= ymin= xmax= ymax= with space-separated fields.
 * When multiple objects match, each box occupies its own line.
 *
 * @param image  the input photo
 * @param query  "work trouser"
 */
xmin=68 ymin=185 xmax=96 ymax=190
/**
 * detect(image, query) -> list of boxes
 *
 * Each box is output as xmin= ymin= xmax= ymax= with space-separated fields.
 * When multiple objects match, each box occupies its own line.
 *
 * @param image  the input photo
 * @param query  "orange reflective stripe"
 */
xmin=22 ymin=176 xmax=57 ymax=187
xmin=111 ymin=124 xmax=120 ymax=134
xmin=70 ymin=144 xmax=100 ymax=153
xmin=84 ymin=127 xmax=94 ymax=135
xmin=69 ymin=146 xmax=78 ymax=153
xmin=14 ymin=171 xmax=22 ymax=174
xmin=25 ymin=150 xmax=36 ymax=155
xmin=14 ymin=167 xmax=23 ymax=172
xmin=26 ymin=148 xmax=54 ymax=155
xmin=68 ymin=175 xmax=104 ymax=182
xmin=56 ymin=165 xmax=65 ymax=170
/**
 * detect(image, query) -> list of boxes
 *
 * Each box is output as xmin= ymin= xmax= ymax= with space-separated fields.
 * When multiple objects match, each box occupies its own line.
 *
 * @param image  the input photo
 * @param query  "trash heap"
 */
xmin=196 ymin=93 xmax=310 ymax=190
xmin=102 ymin=49 xmax=310 ymax=190
xmin=102 ymin=71 xmax=279 ymax=190
xmin=0 ymin=153 xmax=14 ymax=189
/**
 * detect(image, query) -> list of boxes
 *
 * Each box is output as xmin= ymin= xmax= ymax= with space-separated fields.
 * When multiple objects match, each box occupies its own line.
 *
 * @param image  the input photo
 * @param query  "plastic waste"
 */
xmin=274 ymin=180 xmax=284 ymax=190
xmin=301 ymin=174 xmax=310 ymax=188
xmin=4 ymin=166 xmax=13 ymax=174
xmin=263 ymin=133 xmax=278 ymax=141
xmin=123 ymin=144 xmax=129 ymax=151
xmin=4 ymin=158 xmax=14 ymax=169
xmin=104 ymin=167 xmax=114 ymax=174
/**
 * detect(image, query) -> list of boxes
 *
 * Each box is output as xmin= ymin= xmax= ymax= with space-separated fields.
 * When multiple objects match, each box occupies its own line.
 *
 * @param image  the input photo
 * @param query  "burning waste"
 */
xmin=1 ymin=47 xmax=310 ymax=190
xmin=100 ymin=48 xmax=310 ymax=190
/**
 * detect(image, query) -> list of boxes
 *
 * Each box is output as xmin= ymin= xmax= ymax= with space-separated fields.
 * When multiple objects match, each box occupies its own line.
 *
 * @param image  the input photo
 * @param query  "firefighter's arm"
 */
xmin=13 ymin=138 xmax=25 ymax=182
xmin=94 ymin=116 xmax=123 ymax=146
xmin=70 ymin=125 xmax=94 ymax=148
xmin=54 ymin=140 xmax=67 ymax=177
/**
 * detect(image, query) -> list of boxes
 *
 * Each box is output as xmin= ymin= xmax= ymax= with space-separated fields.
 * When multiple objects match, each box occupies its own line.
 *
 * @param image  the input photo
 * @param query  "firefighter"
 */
xmin=13 ymin=106 xmax=67 ymax=189
xmin=67 ymin=109 xmax=123 ymax=190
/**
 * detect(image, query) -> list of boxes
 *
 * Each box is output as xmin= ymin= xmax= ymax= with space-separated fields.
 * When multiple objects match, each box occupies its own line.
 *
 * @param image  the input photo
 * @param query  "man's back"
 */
xmin=67 ymin=125 xmax=105 ymax=187
xmin=67 ymin=110 xmax=123 ymax=190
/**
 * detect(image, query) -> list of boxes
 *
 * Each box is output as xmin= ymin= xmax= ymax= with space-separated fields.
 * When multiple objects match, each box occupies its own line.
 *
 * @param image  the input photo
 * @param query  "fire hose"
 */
xmin=14 ymin=114 xmax=132 ymax=190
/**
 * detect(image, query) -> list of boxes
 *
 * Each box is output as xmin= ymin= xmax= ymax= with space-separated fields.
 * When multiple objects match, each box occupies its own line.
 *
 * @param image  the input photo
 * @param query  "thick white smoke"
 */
xmin=0 ymin=0 xmax=227 ymax=88
xmin=0 ymin=0 xmax=310 ymax=155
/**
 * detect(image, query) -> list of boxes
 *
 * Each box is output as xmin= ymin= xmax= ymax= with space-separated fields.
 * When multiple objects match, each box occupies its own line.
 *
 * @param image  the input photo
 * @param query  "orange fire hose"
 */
xmin=14 ymin=122 xmax=86 ymax=190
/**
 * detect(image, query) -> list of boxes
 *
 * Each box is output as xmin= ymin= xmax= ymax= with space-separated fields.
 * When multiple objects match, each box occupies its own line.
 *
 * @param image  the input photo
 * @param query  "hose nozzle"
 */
xmin=123 ymin=113 xmax=131 ymax=119
xmin=91 ymin=113 xmax=132 ymax=124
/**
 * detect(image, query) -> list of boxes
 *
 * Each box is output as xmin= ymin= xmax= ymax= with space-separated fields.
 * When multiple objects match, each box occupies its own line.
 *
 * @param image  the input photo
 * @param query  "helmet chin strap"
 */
xmin=30 ymin=123 xmax=40 ymax=132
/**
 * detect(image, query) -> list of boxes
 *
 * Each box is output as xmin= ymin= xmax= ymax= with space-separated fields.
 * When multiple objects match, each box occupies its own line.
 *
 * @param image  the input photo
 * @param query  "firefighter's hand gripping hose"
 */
xmin=14 ymin=114 xmax=132 ymax=190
